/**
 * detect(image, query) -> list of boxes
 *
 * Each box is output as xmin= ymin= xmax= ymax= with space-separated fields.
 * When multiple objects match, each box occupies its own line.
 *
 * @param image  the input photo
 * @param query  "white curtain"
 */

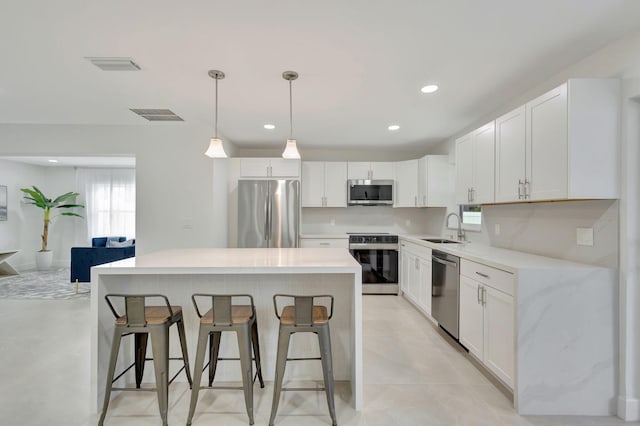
xmin=75 ymin=168 xmax=136 ymax=245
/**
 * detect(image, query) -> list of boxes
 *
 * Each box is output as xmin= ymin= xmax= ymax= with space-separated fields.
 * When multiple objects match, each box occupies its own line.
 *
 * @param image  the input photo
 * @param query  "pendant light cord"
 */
xmin=289 ymin=79 xmax=293 ymax=139
xmin=214 ymin=77 xmax=219 ymax=138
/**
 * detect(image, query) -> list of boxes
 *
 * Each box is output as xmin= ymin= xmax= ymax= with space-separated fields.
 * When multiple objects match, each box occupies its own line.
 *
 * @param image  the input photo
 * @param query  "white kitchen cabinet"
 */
xmin=399 ymin=245 xmax=409 ymax=294
xmin=495 ymin=106 xmax=527 ymax=202
xmin=301 ymin=161 xmax=347 ymax=207
xmin=484 ymin=285 xmax=514 ymax=386
xmin=459 ymin=259 xmax=514 ymax=388
xmin=299 ymin=237 xmax=349 ymax=248
xmin=455 ymin=133 xmax=474 ymax=204
xmin=459 ymin=274 xmax=484 ymax=359
xmin=418 ymin=257 xmax=432 ymax=314
xmin=240 ymin=158 xmax=300 ymax=178
xmin=494 ymin=79 xmax=620 ymax=203
xmin=418 ymin=155 xmax=450 ymax=207
xmin=394 ymin=159 xmax=419 ymax=207
xmin=347 ymin=162 xmax=394 ymax=180
xmin=455 ymin=122 xmax=494 ymax=204
xmin=399 ymin=239 xmax=432 ymax=317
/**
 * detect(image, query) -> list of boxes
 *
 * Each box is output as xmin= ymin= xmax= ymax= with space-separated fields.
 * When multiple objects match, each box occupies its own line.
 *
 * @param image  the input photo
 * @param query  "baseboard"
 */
xmin=618 ymin=396 xmax=640 ymax=421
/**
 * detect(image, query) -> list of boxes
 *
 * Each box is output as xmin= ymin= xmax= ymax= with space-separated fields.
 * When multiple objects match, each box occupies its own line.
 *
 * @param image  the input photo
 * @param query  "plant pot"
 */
xmin=35 ymin=250 xmax=53 ymax=271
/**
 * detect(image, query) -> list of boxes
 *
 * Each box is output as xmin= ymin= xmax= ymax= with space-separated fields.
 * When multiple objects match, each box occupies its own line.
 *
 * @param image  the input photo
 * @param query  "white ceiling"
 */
xmin=2 ymin=0 xmax=640 ymax=153
xmin=0 ymin=156 xmax=135 ymax=168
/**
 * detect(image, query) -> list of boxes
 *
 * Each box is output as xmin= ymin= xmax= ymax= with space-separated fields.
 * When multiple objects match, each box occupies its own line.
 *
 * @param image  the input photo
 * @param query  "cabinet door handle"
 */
xmin=518 ymin=179 xmax=523 ymax=200
xmin=477 ymin=285 xmax=482 ymax=304
xmin=475 ymin=271 xmax=489 ymax=279
xmin=467 ymin=188 xmax=471 ymax=203
xmin=415 ymin=258 xmax=419 ymax=269
xmin=482 ymin=287 xmax=487 ymax=306
xmin=471 ymin=187 xmax=475 ymax=202
xmin=423 ymin=195 xmax=426 ymax=206
xmin=319 ymin=242 xmax=330 ymax=246
xmin=524 ymin=179 xmax=530 ymax=199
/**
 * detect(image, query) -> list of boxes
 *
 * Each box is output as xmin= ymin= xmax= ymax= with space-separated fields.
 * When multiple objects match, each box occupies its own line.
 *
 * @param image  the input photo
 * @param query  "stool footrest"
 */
xmin=200 ymin=385 xmax=245 ymax=391
xmin=281 ymin=387 xmax=327 ymax=392
xmin=286 ymin=357 xmax=321 ymax=361
xmin=111 ymin=387 xmax=159 ymax=392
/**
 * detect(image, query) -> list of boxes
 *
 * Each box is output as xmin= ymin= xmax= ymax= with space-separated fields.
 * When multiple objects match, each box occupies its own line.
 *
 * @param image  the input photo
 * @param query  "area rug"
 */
xmin=0 ymin=268 xmax=90 ymax=300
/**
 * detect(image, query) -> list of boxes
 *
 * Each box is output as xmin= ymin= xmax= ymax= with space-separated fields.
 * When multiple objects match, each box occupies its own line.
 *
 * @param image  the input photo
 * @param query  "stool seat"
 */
xmin=201 ymin=305 xmax=253 ymax=324
xmin=281 ymin=305 xmax=329 ymax=325
xmin=114 ymin=306 xmax=182 ymax=325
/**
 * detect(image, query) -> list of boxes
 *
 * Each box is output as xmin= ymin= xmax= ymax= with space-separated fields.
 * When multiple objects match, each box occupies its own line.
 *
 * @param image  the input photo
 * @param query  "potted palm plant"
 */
xmin=21 ymin=186 xmax=84 ymax=270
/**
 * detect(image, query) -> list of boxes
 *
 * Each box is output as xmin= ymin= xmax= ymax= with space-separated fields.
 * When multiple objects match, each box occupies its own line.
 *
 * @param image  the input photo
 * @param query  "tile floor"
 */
xmin=0 ymin=295 xmax=633 ymax=425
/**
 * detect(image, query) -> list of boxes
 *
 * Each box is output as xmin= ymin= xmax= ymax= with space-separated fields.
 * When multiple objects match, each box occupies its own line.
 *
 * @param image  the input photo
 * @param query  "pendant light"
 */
xmin=282 ymin=71 xmax=301 ymax=159
xmin=204 ymin=69 xmax=228 ymax=158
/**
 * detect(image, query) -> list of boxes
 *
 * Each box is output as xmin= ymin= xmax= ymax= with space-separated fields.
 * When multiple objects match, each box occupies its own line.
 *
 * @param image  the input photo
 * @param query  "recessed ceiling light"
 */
xmin=264 ymin=124 xmax=275 ymax=130
xmin=421 ymin=84 xmax=439 ymax=94
xmin=388 ymin=125 xmax=400 ymax=131
xmin=48 ymin=159 xmax=58 ymax=163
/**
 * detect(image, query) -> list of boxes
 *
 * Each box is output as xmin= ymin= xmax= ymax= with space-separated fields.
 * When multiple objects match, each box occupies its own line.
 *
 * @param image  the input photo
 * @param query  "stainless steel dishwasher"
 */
xmin=431 ymin=250 xmax=460 ymax=339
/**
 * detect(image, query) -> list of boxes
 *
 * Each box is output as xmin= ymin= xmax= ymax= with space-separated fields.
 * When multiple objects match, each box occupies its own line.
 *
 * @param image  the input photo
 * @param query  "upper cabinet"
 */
xmin=347 ymin=162 xmax=394 ymax=180
xmin=240 ymin=158 xmax=300 ymax=178
xmin=494 ymin=79 xmax=620 ymax=203
xmin=418 ymin=155 xmax=450 ymax=207
xmin=394 ymin=160 xmax=419 ymax=207
xmin=301 ymin=161 xmax=347 ymax=207
xmin=455 ymin=122 xmax=495 ymax=204
xmin=495 ymin=106 xmax=526 ymax=202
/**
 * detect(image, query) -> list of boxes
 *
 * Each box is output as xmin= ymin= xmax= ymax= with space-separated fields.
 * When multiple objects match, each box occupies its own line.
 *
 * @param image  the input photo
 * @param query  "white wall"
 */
xmin=0 ymin=159 xmax=77 ymax=270
xmin=0 ymin=124 xmax=230 ymax=255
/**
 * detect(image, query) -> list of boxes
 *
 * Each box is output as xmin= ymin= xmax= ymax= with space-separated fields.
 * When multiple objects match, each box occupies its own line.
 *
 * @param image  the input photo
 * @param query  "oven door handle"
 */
xmin=349 ymin=243 xmax=399 ymax=250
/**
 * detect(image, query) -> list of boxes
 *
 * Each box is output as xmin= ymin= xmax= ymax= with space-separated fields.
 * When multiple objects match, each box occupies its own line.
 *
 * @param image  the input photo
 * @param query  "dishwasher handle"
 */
xmin=432 ymin=256 xmax=458 ymax=269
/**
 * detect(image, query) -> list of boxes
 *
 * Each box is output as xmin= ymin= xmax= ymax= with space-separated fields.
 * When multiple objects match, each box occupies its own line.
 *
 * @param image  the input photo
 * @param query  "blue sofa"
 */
xmin=70 ymin=237 xmax=135 ymax=282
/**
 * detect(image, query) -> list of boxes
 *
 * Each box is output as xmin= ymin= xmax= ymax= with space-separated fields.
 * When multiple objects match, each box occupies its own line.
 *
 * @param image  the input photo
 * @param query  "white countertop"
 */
xmin=93 ymin=247 xmax=361 ymax=275
xmin=399 ymin=234 xmax=605 ymax=272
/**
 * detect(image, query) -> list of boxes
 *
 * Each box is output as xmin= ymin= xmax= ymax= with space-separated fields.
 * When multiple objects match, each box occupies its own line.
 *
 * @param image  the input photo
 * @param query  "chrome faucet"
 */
xmin=446 ymin=212 xmax=466 ymax=241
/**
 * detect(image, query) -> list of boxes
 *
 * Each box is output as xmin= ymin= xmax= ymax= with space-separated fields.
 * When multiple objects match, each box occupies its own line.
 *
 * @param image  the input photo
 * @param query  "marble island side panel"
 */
xmin=516 ymin=267 xmax=618 ymax=415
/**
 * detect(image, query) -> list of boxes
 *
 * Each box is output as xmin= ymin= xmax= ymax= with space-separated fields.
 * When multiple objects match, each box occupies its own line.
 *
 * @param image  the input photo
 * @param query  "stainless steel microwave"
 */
xmin=347 ymin=180 xmax=394 ymax=206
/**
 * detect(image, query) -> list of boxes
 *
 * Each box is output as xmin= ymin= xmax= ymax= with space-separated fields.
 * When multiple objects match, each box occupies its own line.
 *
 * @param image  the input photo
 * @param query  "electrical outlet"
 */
xmin=576 ymin=227 xmax=594 ymax=246
xmin=494 ymin=223 xmax=501 ymax=236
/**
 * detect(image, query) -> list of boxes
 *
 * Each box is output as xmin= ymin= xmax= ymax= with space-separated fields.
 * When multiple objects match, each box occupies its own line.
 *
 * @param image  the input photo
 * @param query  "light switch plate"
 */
xmin=494 ymin=223 xmax=501 ymax=236
xmin=576 ymin=227 xmax=594 ymax=246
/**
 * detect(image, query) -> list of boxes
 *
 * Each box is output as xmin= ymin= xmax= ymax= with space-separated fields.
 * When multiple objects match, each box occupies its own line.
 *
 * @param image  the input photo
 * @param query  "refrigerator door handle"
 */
xmin=264 ymin=192 xmax=270 ymax=241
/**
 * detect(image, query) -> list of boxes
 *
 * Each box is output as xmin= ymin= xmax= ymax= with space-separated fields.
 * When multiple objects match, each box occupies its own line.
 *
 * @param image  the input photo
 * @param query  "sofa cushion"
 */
xmin=92 ymin=236 xmax=126 ymax=247
xmin=107 ymin=238 xmax=135 ymax=248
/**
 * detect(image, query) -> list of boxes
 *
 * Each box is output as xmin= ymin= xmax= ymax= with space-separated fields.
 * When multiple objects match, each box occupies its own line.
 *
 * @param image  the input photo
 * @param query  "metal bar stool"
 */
xmin=98 ymin=294 xmax=193 ymax=426
xmin=186 ymin=294 xmax=265 ymax=426
xmin=269 ymin=294 xmax=337 ymax=426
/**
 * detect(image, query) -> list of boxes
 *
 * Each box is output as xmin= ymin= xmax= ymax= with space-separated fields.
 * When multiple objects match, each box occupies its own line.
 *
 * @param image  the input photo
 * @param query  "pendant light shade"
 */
xmin=282 ymin=71 xmax=301 ymax=159
xmin=282 ymin=139 xmax=300 ymax=159
xmin=205 ymin=70 xmax=228 ymax=158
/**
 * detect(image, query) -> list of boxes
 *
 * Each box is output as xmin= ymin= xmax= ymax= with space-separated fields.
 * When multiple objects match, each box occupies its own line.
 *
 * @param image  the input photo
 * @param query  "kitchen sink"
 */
xmin=421 ymin=238 xmax=462 ymax=244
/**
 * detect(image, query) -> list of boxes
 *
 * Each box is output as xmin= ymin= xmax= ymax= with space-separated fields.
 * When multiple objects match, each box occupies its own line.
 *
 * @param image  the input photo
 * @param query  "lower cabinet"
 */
xmin=399 ymin=240 xmax=432 ymax=317
xmin=459 ymin=259 xmax=514 ymax=388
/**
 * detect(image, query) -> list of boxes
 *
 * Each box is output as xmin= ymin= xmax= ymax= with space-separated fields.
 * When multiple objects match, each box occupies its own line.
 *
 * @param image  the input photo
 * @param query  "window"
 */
xmin=76 ymin=168 xmax=135 ymax=243
xmin=459 ymin=204 xmax=482 ymax=226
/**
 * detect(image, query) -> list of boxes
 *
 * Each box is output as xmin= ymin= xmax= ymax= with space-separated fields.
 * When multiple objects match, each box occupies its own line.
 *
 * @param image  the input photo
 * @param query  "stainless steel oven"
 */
xmin=349 ymin=234 xmax=399 ymax=294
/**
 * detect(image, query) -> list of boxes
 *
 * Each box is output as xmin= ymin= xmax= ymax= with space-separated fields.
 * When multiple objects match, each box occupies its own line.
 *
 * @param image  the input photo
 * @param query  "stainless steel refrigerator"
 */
xmin=237 ymin=179 xmax=300 ymax=248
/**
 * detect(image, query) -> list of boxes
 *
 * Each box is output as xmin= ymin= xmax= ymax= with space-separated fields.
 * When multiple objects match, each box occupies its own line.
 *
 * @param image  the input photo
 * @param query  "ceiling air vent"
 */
xmin=87 ymin=57 xmax=141 ymax=71
xmin=130 ymin=109 xmax=184 ymax=122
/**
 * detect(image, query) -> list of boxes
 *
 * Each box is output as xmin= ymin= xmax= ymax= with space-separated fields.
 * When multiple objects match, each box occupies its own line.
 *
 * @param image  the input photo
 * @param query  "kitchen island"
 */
xmin=90 ymin=248 xmax=362 ymax=412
